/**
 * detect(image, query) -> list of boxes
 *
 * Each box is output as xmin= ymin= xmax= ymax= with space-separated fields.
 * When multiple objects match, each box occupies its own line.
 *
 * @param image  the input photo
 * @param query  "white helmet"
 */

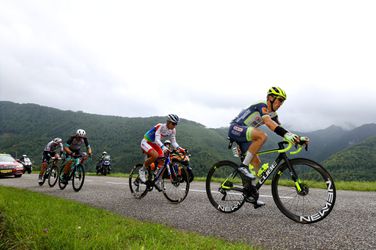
xmin=53 ymin=137 xmax=62 ymax=144
xmin=164 ymin=140 xmax=171 ymax=145
xmin=167 ymin=114 xmax=180 ymax=124
xmin=76 ymin=129 xmax=86 ymax=137
xmin=102 ymin=151 xmax=107 ymax=155
xmin=22 ymin=154 xmax=27 ymax=157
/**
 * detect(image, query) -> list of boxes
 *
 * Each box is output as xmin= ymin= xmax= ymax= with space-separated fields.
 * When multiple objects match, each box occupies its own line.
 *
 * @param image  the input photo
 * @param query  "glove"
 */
xmin=178 ymin=147 xmax=186 ymax=153
xmin=284 ymin=132 xmax=299 ymax=143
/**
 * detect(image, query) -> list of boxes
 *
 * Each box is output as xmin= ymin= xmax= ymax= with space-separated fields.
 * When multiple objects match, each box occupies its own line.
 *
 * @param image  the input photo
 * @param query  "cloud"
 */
xmin=1 ymin=0 xmax=376 ymax=131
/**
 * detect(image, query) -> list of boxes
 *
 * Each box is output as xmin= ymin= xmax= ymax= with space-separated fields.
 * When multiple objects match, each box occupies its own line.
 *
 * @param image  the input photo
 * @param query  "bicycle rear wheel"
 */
xmin=72 ymin=164 xmax=85 ymax=192
xmin=129 ymin=164 xmax=149 ymax=199
xmin=272 ymin=158 xmax=336 ymax=224
xmin=162 ymin=165 xmax=189 ymax=203
xmin=48 ymin=165 xmax=59 ymax=187
xmin=206 ymin=161 xmax=245 ymax=213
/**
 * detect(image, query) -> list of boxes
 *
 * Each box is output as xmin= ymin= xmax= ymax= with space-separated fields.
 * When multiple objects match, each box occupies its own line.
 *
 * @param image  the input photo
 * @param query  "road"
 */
xmin=1 ymin=174 xmax=375 ymax=249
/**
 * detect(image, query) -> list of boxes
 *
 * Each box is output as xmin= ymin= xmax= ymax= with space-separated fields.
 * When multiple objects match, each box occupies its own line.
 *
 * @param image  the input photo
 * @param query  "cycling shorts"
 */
xmin=42 ymin=151 xmax=58 ymax=163
xmin=228 ymin=124 xmax=254 ymax=154
xmin=140 ymin=139 xmax=163 ymax=157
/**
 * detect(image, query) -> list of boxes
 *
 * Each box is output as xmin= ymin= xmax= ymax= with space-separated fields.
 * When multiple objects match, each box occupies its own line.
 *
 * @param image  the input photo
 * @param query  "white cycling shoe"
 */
xmin=138 ymin=167 xmax=147 ymax=183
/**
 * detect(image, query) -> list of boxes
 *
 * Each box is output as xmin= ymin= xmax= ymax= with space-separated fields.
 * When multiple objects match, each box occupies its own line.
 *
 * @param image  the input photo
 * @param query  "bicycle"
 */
xmin=38 ymin=156 xmax=60 ymax=187
xmin=58 ymin=153 xmax=88 ymax=192
xmin=129 ymin=150 xmax=190 ymax=203
xmin=206 ymin=139 xmax=336 ymax=224
xmin=170 ymin=149 xmax=194 ymax=183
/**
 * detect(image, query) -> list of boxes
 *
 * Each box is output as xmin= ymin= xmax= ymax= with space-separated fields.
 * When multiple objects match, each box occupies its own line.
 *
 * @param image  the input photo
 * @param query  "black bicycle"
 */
xmin=129 ymin=150 xmax=190 ymax=203
xmin=206 ymin=139 xmax=336 ymax=224
xmin=58 ymin=153 xmax=88 ymax=192
xmin=38 ymin=156 xmax=60 ymax=187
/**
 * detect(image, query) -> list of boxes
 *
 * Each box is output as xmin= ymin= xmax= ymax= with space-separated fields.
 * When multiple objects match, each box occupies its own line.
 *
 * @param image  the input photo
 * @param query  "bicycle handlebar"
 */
xmin=280 ymin=139 xmax=309 ymax=155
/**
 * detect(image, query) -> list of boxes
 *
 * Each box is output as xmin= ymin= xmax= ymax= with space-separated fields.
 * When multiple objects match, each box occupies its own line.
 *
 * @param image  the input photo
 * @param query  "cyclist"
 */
xmin=139 ymin=114 xmax=185 ymax=190
xmin=60 ymin=129 xmax=92 ymax=184
xmin=38 ymin=138 xmax=64 ymax=183
xmin=228 ymin=87 xmax=307 ymax=206
xmin=163 ymin=140 xmax=172 ymax=150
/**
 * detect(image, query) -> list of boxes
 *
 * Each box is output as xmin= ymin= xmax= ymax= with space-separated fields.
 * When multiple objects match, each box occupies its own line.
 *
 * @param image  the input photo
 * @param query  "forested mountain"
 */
xmin=0 ymin=101 xmax=233 ymax=176
xmin=1 ymin=101 xmax=376 ymax=180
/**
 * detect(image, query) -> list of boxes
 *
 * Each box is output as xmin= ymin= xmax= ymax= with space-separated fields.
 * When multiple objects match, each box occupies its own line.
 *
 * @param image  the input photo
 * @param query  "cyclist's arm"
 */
xmin=64 ymin=137 xmax=73 ymax=155
xmin=170 ymin=129 xmax=180 ymax=150
xmin=84 ymin=138 xmax=92 ymax=155
xmin=262 ymin=115 xmax=279 ymax=131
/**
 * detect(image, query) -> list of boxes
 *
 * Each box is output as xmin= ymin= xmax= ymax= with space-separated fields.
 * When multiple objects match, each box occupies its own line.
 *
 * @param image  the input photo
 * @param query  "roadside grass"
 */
xmin=0 ymin=186 xmax=254 ymax=250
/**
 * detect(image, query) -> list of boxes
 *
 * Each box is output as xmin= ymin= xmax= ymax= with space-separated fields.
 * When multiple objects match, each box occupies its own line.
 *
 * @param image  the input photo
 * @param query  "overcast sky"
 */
xmin=1 ymin=0 xmax=376 ymax=132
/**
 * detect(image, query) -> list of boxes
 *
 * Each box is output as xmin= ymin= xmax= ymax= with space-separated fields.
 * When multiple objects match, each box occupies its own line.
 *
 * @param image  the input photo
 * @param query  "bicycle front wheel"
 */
xmin=129 ymin=164 xmax=148 ymax=199
xmin=162 ymin=165 xmax=190 ymax=203
xmin=272 ymin=158 xmax=336 ymax=224
xmin=72 ymin=164 xmax=85 ymax=192
xmin=206 ymin=161 xmax=245 ymax=213
xmin=48 ymin=165 xmax=59 ymax=187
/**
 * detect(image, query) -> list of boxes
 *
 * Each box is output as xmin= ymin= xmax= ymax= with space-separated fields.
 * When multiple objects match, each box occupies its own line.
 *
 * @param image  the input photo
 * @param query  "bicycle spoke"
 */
xmin=272 ymin=159 xmax=336 ymax=224
xmin=206 ymin=161 xmax=245 ymax=213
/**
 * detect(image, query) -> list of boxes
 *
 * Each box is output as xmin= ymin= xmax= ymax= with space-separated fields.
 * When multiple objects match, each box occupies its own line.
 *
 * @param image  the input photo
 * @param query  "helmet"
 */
xmin=76 ymin=129 xmax=86 ymax=137
xmin=167 ymin=114 xmax=180 ymax=124
xmin=22 ymin=154 xmax=27 ymax=157
xmin=102 ymin=151 xmax=107 ymax=155
xmin=267 ymin=87 xmax=287 ymax=100
xmin=164 ymin=140 xmax=171 ymax=145
xmin=53 ymin=137 xmax=62 ymax=144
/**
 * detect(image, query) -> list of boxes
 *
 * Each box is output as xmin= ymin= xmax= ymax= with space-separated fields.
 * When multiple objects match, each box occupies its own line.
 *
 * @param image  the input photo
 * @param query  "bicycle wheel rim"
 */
xmin=162 ymin=166 xmax=190 ymax=203
xmin=72 ymin=165 xmax=85 ymax=192
xmin=48 ymin=166 xmax=58 ymax=187
xmin=206 ymin=161 xmax=245 ymax=213
xmin=272 ymin=158 xmax=336 ymax=224
xmin=128 ymin=164 xmax=148 ymax=199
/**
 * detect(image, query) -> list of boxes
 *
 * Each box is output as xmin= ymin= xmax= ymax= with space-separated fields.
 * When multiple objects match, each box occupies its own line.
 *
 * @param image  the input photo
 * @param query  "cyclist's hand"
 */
xmin=284 ymin=132 xmax=300 ymax=144
xmin=177 ymin=147 xmax=186 ymax=154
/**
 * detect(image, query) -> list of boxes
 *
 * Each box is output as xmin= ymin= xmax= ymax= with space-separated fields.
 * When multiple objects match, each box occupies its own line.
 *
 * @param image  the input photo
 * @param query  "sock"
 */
xmin=242 ymin=151 xmax=253 ymax=166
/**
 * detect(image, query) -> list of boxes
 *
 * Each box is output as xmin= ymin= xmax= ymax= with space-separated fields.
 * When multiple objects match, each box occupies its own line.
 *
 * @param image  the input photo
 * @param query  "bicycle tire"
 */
xmin=72 ymin=164 xmax=85 ymax=192
xmin=38 ymin=174 xmax=46 ymax=186
xmin=58 ymin=165 xmax=67 ymax=190
xmin=48 ymin=165 xmax=59 ymax=187
xmin=206 ymin=160 xmax=246 ymax=213
xmin=162 ymin=165 xmax=190 ymax=203
xmin=129 ymin=164 xmax=149 ymax=199
xmin=272 ymin=158 xmax=336 ymax=224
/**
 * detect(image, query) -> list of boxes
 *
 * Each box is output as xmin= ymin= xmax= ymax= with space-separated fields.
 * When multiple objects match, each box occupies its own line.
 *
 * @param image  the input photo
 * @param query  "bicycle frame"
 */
xmin=234 ymin=140 xmax=304 ymax=192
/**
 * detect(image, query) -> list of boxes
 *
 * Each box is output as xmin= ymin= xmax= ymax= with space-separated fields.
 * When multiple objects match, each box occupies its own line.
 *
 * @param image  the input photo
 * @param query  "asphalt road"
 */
xmin=1 ymin=174 xmax=375 ymax=249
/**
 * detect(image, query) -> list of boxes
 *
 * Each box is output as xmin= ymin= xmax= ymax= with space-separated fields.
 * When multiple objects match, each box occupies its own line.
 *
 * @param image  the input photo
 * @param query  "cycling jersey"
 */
xmin=42 ymin=141 xmax=63 ymax=163
xmin=231 ymin=102 xmax=280 ymax=127
xmin=65 ymin=136 xmax=90 ymax=153
xmin=44 ymin=141 xmax=64 ymax=153
xmin=144 ymin=123 xmax=179 ymax=149
xmin=229 ymin=102 xmax=281 ymax=148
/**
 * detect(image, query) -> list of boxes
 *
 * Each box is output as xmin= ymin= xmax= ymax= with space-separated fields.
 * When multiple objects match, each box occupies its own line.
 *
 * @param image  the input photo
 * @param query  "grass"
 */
xmin=0 ymin=186 xmax=254 ymax=250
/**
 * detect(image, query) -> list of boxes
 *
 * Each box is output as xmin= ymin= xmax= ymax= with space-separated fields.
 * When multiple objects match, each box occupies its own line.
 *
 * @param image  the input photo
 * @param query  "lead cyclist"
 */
xmin=228 ymin=86 xmax=309 ymax=206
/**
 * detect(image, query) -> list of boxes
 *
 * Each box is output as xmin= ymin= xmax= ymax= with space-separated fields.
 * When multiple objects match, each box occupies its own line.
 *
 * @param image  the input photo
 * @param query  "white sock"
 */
xmin=242 ymin=151 xmax=253 ymax=166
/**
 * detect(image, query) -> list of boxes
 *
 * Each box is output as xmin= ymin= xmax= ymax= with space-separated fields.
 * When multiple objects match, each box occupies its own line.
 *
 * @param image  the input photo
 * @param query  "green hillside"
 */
xmin=1 ymin=101 xmax=376 ymax=181
xmin=0 ymin=101 xmax=233 ymax=176
xmin=324 ymin=136 xmax=376 ymax=181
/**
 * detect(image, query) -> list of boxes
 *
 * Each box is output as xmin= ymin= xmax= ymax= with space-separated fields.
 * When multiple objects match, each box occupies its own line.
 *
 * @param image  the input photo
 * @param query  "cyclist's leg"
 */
xmin=39 ymin=152 xmax=50 ymax=182
xmin=228 ymin=124 xmax=256 ymax=181
xmin=60 ymin=156 xmax=74 ymax=183
xmin=248 ymin=128 xmax=267 ymax=172
xmin=140 ymin=140 xmax=160 ymax=182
